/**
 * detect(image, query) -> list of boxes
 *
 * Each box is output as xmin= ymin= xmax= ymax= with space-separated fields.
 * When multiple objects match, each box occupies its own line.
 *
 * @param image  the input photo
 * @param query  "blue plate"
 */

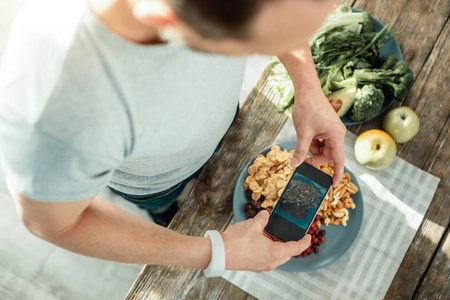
xmin=233 ymin=141 xmax=364 ymax=272
xmin=340 ymin=9 xmax=403 ymax=126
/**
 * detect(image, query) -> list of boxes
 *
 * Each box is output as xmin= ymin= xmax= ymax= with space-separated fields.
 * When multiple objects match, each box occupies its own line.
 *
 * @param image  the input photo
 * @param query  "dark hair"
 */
xmin=166 ymin=0 xmax=269 ymax=39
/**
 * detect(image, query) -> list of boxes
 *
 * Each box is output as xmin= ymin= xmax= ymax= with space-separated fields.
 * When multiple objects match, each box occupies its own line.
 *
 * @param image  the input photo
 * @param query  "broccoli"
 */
xmin=379 ymin=54 xmax=398 ymax=69
xmin=330 ymin=61 xmax=414 ymax=100
xmin=361 ymin=11 xmax=375 ymax=33
xmin=342 ymin=57 xmax=373 ymax=79
xmin=350 ymin=85 xmax=385 ymax=121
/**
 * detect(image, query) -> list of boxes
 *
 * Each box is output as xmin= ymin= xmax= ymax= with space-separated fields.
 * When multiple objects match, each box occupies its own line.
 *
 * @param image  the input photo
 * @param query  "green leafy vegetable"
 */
xmin=266 ymin=4 xmax=415 ymax=122
xmin=267 ymin=57 xmax=295 ymax=112
xmin=350 ymin=85 xmax=385 ymax=121
xmin=331 ymin=61 xmax=414 ymax=100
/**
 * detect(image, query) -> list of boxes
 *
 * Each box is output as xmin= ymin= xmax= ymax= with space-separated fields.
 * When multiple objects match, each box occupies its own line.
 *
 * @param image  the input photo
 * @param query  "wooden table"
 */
xmin=125 ymin=1 xmax=449 ymax=299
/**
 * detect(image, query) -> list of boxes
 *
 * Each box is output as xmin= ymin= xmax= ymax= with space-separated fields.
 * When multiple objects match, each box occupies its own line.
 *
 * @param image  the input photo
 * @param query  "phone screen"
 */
xmin=264 ymin=162 xmax=332 ymax=242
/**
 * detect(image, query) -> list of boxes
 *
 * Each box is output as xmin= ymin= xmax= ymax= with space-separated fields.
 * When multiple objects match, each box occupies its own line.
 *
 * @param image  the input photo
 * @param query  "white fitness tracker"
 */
xmin=203 ymin=230 xmax=226 ymax=277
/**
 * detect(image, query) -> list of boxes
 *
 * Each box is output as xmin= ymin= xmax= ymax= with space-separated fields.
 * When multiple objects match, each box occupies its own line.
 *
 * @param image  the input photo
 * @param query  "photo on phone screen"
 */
xmin=264 ymin=162 xmax=332 ymax=242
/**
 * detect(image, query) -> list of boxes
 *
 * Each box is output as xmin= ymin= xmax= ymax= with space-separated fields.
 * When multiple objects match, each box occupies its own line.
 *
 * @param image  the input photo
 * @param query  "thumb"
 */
xmin=253 ymin=210 xmax=270 ymax=227
xmin=277 ymin=234 xmax=312 ymax=257
xmin=291 ymin=135 xmax=312 ymax=168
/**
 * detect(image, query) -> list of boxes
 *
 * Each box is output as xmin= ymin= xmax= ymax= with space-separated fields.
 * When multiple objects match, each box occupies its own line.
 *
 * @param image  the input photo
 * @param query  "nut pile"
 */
xmin=244 ymin=145 xmax=294 ymax=217
xmin=315 ymin=163 xmax=358 ymax=227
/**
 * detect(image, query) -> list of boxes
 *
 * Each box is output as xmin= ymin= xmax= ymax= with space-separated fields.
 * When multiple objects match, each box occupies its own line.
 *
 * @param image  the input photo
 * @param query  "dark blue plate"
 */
xmin=233 ymin=141 xmax=364 ymax=272
xmin=340 ymin=9 xmax=403 ymax=125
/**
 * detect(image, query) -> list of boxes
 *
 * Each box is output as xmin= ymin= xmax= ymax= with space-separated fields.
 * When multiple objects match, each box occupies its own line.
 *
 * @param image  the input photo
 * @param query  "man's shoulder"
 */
xmin=0 ymin=0 xmax=88 ymax=106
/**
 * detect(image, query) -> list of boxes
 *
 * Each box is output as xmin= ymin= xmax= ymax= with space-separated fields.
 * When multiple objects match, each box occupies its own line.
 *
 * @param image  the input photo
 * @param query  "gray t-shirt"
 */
xmin=0 ymin=0 xmax=246 ymax=201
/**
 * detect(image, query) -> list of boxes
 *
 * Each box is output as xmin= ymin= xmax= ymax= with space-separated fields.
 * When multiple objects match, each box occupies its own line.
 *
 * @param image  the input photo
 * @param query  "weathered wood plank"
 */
xmin=413 ymin=225 xmax=450 ymax=300
xmin=124 ymin=67 xmax=287 ymax=299
xmin=397 ymin=20 xmax=449 ymax=168
xmin=384 ymin=117 xmax=449 ymax=300
xmin=328 ymin=1 xmax=450 ymax=299
xmin=353 ymin=0 xmax=449 ymax=75
xmin=412 ymin=118 xmax=450 ymax=299
xmin=382 ymin=20 xmax=450 ymax=300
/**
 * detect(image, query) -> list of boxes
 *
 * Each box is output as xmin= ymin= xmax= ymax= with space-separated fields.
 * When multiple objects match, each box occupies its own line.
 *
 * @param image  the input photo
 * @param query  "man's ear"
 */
xmin=132 ymin=0 xmax=178 ymax=28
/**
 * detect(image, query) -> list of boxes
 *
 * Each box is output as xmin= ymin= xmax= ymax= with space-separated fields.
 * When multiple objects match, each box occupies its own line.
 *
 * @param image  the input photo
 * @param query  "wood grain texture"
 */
xmin=413 ymin=226 xmax=450 ymax=300
xmin=397 ymin=20 xmax=449 ymax=169
xmin=125 ymin=67 xmax=287 ymax=300
xmin=353 ymin=0 xmax=449 ymax=75
xmin=382 ymin=17 xmax=450 ymax=300
xmin=413 ymin=123 xmax=449 ymax=299
xmin=386 ymin=118 xmax=449 ymax=300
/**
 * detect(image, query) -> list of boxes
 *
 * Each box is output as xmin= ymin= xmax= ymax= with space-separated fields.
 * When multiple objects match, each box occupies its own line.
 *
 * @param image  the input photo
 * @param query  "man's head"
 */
xmin=132 ymin=0 xmax=339 ymax=55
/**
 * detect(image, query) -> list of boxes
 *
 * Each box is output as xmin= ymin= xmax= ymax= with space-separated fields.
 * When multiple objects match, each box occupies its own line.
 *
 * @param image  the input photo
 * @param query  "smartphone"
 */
xmin=264 ymin=162 xmax=332 ymax=242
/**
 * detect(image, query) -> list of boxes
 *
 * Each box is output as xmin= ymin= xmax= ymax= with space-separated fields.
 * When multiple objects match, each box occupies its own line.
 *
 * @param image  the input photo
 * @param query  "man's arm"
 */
xmin=277 ymin=41 xmax=346 ymax=186
xmin=9 ymin=180 xmax=310 ymax=272
xmin=13 ymin=188 xmax=212 ymax=268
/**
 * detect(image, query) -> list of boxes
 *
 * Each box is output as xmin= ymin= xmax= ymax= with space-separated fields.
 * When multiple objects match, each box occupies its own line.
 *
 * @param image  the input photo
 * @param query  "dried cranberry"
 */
xmin=250 ymin=200 xmax=261 ymax=210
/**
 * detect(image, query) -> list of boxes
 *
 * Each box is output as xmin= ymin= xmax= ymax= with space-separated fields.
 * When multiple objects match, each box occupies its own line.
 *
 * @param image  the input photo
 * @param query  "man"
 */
xmin=0 ymin=0 xmax=345 ymax=274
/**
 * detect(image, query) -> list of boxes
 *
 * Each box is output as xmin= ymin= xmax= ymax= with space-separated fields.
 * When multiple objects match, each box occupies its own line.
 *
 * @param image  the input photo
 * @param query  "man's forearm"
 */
xmin=45 ymin=197 xmax=211 ymax=269
xmin=277 ymin=41 xmax=321 ymax=92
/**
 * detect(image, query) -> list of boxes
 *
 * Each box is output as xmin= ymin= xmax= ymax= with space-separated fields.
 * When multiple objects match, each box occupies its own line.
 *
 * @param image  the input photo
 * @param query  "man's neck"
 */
xmin=87 ymin=0 xmax=165 ymax=45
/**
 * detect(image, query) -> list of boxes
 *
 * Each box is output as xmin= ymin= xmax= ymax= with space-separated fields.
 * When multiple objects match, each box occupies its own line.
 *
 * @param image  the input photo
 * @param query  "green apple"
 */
xmin=382 ymin=107 xmax=420 ymax=143
xmin=354 ymin=129 xmax=397 ymax=170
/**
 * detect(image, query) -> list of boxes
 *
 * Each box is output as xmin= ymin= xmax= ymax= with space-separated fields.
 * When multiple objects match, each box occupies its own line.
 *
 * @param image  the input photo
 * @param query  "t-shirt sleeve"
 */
xmin=0 ymin=0 xmax=127 ymax=202
xmin=0 ymin=123 xmax=122 ymax=202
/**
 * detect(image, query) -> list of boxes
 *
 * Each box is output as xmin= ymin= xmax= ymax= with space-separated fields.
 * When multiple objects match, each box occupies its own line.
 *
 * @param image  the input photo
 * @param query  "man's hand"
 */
xmin=290 ymin=86 xmax=346 ymax=186
xmin=222 ymin=210 xmax=311 ymax=272
xmin=278 ymin=43 xmax=346 ymax=186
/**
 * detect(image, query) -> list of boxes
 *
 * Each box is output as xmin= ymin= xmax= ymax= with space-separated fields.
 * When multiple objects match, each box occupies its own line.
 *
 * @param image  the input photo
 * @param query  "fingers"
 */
xmin=330 ymin=142 xmax=345 ymax=187
xmin=308 ymin=139 xmax=324 ymax=156
xmin=291 ymin=135 xmax=313 ymax=168
xmin=275 ymin=234 xmax=311 ymax=258
xmin=305 ymin=154 xmax=331 ymax=167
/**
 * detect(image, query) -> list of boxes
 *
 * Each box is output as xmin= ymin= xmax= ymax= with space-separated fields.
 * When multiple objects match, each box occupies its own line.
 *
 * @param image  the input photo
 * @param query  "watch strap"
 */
xmin=203 ymin=230 xmax=226 ymax=277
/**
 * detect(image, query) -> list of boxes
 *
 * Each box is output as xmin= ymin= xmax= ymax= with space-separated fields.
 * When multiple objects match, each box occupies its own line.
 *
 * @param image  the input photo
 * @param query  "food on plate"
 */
xmin=354 ymin=129 xmax=397 ymax=170
xmin=327 ymin=87 xmax=358 ymax=117
xmin=382 ymin=106 xmax=420 ymax=143
xmin=267 ymin=4 xmax=415 ymax=122
xmin=244 ymin=145 xmax=294 ymax=218
xmin=244 ymin=150 xmax=358 ymax=229
xmin=328 ymin=59 xmax=414 ymax=102
xmin=296 ymin=217 xmax=326 ymax=257
xmin=315 ymin=163 xmax=358 ymax=227
xmin=243 ymin=155 xmax=359 ymax=258
xmin=349 ymin=84 xmax=385 ymax=121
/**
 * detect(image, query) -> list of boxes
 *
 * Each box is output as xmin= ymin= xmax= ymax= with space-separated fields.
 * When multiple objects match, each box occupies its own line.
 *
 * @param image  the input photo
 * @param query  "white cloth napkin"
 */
xmin=222 ymin=119 xmax=440 ymax=299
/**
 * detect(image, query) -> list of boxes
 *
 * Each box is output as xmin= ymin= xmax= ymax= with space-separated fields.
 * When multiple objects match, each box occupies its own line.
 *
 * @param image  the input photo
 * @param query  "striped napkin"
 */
xmin=222 ymin=119 xmax=440 ymax=299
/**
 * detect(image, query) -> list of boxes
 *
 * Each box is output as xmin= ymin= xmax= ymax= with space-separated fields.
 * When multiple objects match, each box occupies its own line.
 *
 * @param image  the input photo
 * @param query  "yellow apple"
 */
xmin=354 ymin=130 xmax=397 ymax=170
xmin=382 ymin=107 xmax=420 ymax=143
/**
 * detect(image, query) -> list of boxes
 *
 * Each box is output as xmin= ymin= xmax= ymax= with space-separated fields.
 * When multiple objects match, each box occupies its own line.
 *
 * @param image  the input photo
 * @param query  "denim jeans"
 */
xmin=109 ymin=105 xmax=239 ymax=211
